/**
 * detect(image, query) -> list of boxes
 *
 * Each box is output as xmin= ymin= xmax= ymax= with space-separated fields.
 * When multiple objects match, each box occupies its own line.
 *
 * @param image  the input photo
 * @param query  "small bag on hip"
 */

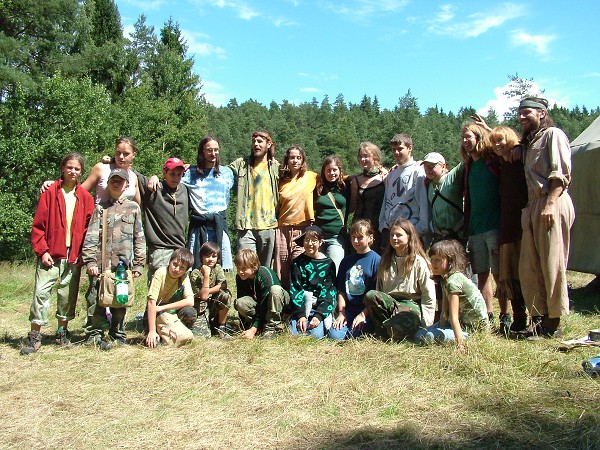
xmin=96 ymin=208 xmax=135 ymax=308
xmin=98 ymin=269 xmax=135 ymax=308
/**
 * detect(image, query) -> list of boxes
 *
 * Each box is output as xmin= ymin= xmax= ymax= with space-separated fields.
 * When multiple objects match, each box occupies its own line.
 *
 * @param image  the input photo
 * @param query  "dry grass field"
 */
xmin=1 ymin=262 xmax=599 ymax=449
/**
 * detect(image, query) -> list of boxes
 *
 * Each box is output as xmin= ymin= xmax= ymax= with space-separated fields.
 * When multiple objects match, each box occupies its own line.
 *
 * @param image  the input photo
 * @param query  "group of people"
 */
xmin=20 ymin=97 xmax=574 ymax=354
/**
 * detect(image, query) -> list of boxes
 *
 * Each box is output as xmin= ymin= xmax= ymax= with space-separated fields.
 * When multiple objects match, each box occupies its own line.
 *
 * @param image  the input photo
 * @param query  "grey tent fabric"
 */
xmin=568 ymin=115 xmax=600 ymax=274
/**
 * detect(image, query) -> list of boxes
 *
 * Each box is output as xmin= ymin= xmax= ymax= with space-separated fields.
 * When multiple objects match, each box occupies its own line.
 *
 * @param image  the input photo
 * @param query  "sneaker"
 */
xmin=20 ymin=330 xmax=42 ymax=355
xmin=55 ymin=329 xmax=71 ymax=346
xmin=86 ymin=334 xmax=112 ymax=351
xmin=260 ymin=329 xmax=278 ymax=340
xmin=215 ymin=325 xmax=232 ymax=340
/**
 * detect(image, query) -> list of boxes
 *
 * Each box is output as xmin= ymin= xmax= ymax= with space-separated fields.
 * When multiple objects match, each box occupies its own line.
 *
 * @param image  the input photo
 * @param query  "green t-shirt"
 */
xmin=468 ymin=159 xmax=500 ymax=235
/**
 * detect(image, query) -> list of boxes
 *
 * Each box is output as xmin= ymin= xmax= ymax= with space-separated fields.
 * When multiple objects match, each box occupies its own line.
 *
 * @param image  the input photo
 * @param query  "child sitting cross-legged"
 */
xmin=289 ymin=225 xmax=337 ymax=339
xmin=414 ymin=239 xmax=489 ymax=353
xmin=190 ymin=241 xmax=233 ymax=338
xmin=329 ymin=220 xmax=380 ymax=340
xmin=234 ymin=249 xmax=290 ymax=339
xmin=145 ymin=248 xmax=197 ymax=348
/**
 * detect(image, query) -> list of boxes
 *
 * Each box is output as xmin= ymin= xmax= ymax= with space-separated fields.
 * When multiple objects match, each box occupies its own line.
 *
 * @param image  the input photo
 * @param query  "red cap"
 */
xmin=163 ymin=157 xmax=186 ymax=171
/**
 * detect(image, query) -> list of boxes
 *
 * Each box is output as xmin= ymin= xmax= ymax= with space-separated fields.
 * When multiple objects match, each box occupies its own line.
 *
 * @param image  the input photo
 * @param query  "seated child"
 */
xmin=330 ymin=220 xmax=380 ymax=340
xmin=145 ymin=248 xmax=197 ymax=348
xmin=289 ymin=225 xmax=337 ymax=339
xmin=190 ymin=242 xmax=232 ymax=338
xmin=81 ymin=168 xmax=146 ymax=349
xmin=234 ymin=249 xmax=289 ymax=339
xmin=21 ymin=153 xmax=94 ymax=355
xmin=364 ymin=218 xmax=436 ymax=342
xmin=414 ymin=239 xmax=489 ymax=353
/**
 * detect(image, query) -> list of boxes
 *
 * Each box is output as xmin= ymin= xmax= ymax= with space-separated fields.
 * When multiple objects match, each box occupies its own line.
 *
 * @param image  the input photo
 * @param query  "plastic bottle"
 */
xmin=115 ymin=261 xmax=129 ymax=305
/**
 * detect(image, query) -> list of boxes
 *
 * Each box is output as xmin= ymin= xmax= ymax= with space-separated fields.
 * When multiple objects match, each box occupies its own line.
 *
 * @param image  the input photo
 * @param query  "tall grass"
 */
xmin=1 ymin=263 xmax=599 ymax=449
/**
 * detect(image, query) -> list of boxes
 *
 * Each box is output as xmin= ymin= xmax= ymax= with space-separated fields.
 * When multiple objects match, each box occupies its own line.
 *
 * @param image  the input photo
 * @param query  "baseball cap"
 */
xmin=107 ymin=168 xmax=129 ymax=181
xmin=163 ymin=157 xmax=186 ymax=171
xmin=422 ymin=152 xmax=446 ymax=165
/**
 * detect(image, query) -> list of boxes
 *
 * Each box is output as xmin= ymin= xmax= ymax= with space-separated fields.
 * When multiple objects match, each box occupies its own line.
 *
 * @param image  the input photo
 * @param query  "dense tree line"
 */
xmin=1 ymin=0 xmax=598 ymax=260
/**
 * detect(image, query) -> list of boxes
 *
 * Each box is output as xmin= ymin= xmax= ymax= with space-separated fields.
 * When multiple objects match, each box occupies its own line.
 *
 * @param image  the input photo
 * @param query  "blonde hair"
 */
xmin=357 ymin=142 xmax=383 ymax=168
xmin=234 ymin=248 xmax=260 ymax=272
xmin=489 ymin=126 xmax=520 ymax=153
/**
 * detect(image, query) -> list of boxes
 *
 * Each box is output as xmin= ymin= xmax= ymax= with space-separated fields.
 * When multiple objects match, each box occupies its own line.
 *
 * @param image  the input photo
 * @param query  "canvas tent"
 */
xmin=568 ymin=115 xmax=600 ymax=274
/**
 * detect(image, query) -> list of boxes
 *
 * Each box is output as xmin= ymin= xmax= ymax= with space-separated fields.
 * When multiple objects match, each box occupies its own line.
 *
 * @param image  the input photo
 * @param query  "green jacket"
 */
xmin=229 ymin=157 xmax=280 ymax=231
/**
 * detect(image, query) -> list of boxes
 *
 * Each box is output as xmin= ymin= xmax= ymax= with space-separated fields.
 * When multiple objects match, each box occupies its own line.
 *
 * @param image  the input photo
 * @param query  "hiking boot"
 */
xmin=20 ymin=330 xmax=42 ymax=355
xmin=86 ymin=334 xmax=112 ymax=351
xmin=498 ymin=313 xmax=512 ymax=337
xmin=512 ymin=316 xmax=543 ymax=339
xmin=55 ymin=329 xmax=71 ymax=346
xmin=109 ymin=335 xmax=128 ymax=346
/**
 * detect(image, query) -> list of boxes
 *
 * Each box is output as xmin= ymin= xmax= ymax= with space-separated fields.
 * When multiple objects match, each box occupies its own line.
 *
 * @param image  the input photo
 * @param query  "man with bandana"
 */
xmin=517 ymin=97 xmax=575 ymax=338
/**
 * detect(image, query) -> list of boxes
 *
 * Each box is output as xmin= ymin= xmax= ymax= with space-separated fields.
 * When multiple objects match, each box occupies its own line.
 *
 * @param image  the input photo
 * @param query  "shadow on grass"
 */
xmin=570 ymin=276 xmax=600 ymax=315
xmin=316 ymin=395 xmax=599 ymax=449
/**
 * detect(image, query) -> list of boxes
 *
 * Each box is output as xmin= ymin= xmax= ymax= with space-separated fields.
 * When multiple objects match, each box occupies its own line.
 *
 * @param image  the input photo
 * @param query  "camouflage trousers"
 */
xmin=235 ymin=285 xmax=290 ymax=332
xmin=192 ymin=289 xmax=233 ymax=338
xmin=364 ymin=290 xmax=422 ymax=342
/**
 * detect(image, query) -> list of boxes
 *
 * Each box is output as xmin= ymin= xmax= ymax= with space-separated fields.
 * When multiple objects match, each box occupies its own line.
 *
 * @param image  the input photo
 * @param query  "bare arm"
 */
xmin=448 ymin=293 xmax=466 ymax=353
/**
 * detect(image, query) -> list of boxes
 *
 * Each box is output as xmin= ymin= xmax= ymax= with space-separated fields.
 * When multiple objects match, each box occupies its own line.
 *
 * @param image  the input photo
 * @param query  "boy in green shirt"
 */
xmin=234 ymin=248 xmax=289 ymax=339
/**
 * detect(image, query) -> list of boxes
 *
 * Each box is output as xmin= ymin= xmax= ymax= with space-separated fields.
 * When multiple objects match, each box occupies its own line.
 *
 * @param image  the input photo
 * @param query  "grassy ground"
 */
xmin=1 ymin=262 xmax=599 ymax=449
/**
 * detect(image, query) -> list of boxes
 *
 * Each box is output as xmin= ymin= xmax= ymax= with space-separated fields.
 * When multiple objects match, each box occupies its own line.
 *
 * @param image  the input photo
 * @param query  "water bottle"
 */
xmin=115 ymin=261 xmax=129 ymax=305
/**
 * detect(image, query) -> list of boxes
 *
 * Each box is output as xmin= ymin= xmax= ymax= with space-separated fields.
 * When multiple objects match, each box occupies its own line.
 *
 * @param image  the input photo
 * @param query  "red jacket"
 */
xmin=31 ymin=179 xmax=95 ymax=263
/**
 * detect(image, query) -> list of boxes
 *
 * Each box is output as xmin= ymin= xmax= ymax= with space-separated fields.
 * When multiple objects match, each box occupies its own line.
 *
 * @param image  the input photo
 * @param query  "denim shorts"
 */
xmin=468 ymin=229 xmax=499 ymax=274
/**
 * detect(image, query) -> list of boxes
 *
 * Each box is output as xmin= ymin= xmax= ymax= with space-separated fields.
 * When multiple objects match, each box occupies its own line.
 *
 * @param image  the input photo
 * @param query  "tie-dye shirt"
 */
xmin=182 ymin=165 xmax=234 ymax=214
xmin=244 ymin=161 xmax=278 ymax=229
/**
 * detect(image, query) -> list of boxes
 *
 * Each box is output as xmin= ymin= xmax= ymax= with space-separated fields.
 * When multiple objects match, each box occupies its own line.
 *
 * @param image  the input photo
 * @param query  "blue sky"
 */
xmin=116 ymin=0 xmax=600 ymax=117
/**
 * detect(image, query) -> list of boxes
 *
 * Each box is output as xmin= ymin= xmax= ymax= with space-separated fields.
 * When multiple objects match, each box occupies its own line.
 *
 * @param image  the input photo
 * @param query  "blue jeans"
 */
xmin=289 ymin=316 xmax=326 ymax=339
xmin=414 ymin=322 xmax=470 ymax=344
xmin=322 ymin=235 xmax=345 ymax=274
xmin=328 ymin=307 xmax=372 ymax=340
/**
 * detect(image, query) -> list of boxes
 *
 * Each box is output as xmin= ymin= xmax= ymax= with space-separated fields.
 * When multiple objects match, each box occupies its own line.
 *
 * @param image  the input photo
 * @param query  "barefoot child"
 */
xmin=145 ymin=248 xmax=196 ymax=348
xmin=190 ymin=242 xmax=232 ymax=338
xmin=414 ymin=240 xmax=489 ymax=353
xmin=234 ymin=249 xmax=289 ymax=339
xmin=330 ymin=220 xmax=380 ymax=340
xmin=21 ymin=153 xmax=94 ymax=355
xmin=289 ymin=225 xmax=337 ymax=339
xmin=364 ymin=218 xmax=436 ymax=341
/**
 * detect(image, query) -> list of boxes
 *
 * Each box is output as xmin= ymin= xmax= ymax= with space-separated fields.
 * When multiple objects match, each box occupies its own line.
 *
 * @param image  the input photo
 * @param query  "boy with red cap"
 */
xmin=137 ymin=157 xmax=190 ymax=282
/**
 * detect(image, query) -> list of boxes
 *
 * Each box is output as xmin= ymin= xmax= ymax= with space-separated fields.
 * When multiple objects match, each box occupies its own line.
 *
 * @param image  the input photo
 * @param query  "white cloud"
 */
xmin=191 ymin=0 xmax=260 ymax=20
xmin=182 ymin=30 xmax=227 ymax=58
xmin=428 ymin=3 xmax=526 ymax=38
xmin=120 ymin=0 xmax=167 ymax=11
xmin=510 ymin=31 xmax=556 ymax=57
xmin=478 ymin=80 xmax=565 ymax=119
xmin=300 ymin=87 xmax=321 ymax=93
xmin=201 ymin=79 xmax=233 ymax=106
xmin=324 ymin=0 xmax=409 ymax=17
